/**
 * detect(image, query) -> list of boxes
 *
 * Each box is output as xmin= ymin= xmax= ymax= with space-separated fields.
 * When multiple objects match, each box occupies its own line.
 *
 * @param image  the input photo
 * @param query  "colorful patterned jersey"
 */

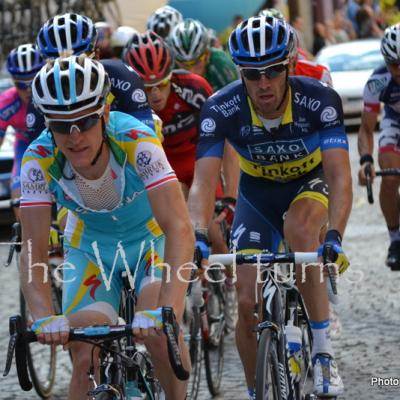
xmin=0 ymin=87 xmax=27 ymax=141
xmin=156 ymin=69 xmax=213 ymax=156
xmin=205 ymin=47 xmax=239 ymax=91
xmin=197 ymin=76 xmax=348 ymax=182
xmin=20 ymin=111 xmax=176 ymax=252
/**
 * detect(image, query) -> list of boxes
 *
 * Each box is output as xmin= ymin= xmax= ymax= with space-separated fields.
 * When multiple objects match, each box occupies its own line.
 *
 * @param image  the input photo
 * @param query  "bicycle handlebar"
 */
xmin=209 ymin=252 xmax=319 ymax=265
xmin=3 ymin=308 xmax=189 ymax=391
xmin=365 ymin=167 xmax=400 ymax=204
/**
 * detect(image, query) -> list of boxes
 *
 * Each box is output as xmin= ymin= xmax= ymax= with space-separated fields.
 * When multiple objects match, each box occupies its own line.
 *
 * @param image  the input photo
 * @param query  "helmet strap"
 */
xmin=276 ymin=67 xmax=289 ymax=111
xmin=90 ymin=118 xmax=108 ymax=166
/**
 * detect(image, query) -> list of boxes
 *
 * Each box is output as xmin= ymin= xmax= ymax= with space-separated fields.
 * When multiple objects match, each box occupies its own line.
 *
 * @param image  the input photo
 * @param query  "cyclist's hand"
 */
xmin=318 ymin=230 xmax=350 ymax=274
xmin=195 ymin=230 xmax=210 ymax=261
xmin=132 ymin=308 xmax=163 ymax=339
xmin=358 ymin=162 xmax=375 ymax=186
xmin=31 ymin=315 xmax=69 ymax=346
xmin=214 ymin=197 xmax=236 ymax=226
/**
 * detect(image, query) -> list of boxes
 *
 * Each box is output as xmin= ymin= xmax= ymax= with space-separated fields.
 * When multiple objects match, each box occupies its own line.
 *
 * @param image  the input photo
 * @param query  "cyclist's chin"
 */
xmin=65 ymin=147 xmax=92 ymax=167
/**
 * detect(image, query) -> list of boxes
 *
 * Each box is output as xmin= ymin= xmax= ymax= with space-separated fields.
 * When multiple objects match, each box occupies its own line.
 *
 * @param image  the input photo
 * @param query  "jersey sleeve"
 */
xmin=20 ymin=158 xmax=52 ymax=207
xmin=318 ymin=86 xmax=349 ymax=152
xmin=362 ymin=72 xmax=387 ymax=113
xmin=195 ymin=95 xmax=228 ymax=160
xmin=133 ymin=138 xmax=177 ymax=190
xmin=102 ymin=59 xmax=154 ymax=129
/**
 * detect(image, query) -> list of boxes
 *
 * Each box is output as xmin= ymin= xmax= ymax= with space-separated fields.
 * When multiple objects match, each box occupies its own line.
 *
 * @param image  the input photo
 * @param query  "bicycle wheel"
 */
xmin=204 ymin=282 xmax=225 ymax=396
xmin=255 ymin=329 xmax=283 ymax=400
xmin=20 ymin=290 xmax=57 ymax=398
xmin=183 ymin=301 xmax=201 ymax=400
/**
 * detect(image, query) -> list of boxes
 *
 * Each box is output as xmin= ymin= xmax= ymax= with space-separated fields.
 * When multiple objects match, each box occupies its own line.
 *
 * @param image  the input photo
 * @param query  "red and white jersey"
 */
xmin=294 ymin=59 xmax=333 ymax=87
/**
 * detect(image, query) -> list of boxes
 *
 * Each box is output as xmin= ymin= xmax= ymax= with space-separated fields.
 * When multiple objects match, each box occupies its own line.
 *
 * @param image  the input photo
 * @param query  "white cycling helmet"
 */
xmin=147 ymin=5 xmax=183 ymax=39
xmin=381 ymin=24 xmax=400 ymax=63
xmin=168 ymin=18 xmax=210 ymax=62
xmin=110 ymin=26 xmax=138 ymax=48
xmin=32 ymin=55 xmax=110 ymax=116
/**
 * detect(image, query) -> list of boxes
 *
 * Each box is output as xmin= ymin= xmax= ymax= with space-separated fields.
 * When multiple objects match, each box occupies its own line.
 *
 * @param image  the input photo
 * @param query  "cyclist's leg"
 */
xmin=283 ymin=170 xmax=344 ymax=396
xmin=378 ymin=120 xmax=400 ymax=268
xmin=230 ymin=177 xmax=285 ymax=394
xmin=134 ymin=236 xmax=190 ymax=400
xmin=62 ymin=246 xmax=122 ymax=400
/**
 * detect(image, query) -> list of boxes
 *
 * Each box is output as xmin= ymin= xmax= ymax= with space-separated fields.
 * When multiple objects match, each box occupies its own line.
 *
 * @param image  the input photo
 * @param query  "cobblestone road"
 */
xmin=1 ymin=134 xmax=400 ymax=399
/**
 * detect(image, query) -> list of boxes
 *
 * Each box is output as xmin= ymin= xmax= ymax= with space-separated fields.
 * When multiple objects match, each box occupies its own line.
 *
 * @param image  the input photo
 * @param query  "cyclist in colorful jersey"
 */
xmin=21 ymin=55 xmax=193 ymax=400
xmin=188 ymin=16 xmax=352 ymax=398
xmin=0 ymin=44 xmax=44 ymax=217
xmin=123 ymin=30 xmax=213 ymax=198
xmin=147 ymin=5 xmax=183 ymax=39
xmin=358 ymin=23 xmax=400 ymax=270
xmin=25 ymin=13 xmax=154 ymax=150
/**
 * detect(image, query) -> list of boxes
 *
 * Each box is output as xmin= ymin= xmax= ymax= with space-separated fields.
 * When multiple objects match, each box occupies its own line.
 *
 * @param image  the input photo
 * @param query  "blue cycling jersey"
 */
xmin=197 ymin=76 xmax=348 ymax=182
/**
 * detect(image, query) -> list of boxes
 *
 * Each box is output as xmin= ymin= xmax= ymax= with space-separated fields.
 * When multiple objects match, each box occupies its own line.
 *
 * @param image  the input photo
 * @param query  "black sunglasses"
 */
xmin=14 ymin=80 xmax=32 ymax=90
xmin=46 ymin=112 xmax=102 ymax=135
xmin=240 ymin=61 xmax=289 ymax=81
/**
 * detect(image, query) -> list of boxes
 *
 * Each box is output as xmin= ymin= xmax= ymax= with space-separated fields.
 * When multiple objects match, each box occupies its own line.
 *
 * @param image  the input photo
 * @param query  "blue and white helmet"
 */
xmin=36 ymin=13 xmax=97 ymax=59
xmin=6 ymin=44 xmax=44 ymax=79
xmin=32 ymin=55 xmax=110 ymax=116
xmin=228 ymin=16 xmax=294 ymax=66
xmin=381 ymin=24 xmax=400 ymax=63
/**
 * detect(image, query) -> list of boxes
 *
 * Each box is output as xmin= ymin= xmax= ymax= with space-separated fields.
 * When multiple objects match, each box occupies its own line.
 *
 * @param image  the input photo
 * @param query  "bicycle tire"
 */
xmin=19 ymin=290 xmax=57 ymax=398
xmin=255 ymin=329 xmax=283 ymax=400
xmin=183 ymin=301 xmax=201 ymax=400
xmin=204 ymin=282 xmax=225 ymax=396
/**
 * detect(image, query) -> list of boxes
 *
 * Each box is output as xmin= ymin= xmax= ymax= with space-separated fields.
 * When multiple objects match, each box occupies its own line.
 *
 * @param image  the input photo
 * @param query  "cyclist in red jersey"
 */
xmin=123 ymin=31 xmax=213 ymax=198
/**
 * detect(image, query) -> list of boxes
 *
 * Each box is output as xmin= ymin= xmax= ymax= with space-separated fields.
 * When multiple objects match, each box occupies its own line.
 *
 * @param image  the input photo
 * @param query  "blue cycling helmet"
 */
xmin=6 ymin=43 xmax=44 ymax=79
xmin=228 ymin=16 xmax=294 ymax=66
xmin=36 ymin=13 xmax=97 ymax=59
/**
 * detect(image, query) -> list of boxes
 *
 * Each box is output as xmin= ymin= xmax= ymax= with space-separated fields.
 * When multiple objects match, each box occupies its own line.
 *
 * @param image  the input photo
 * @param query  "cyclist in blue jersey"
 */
xmin=24 ymin=13 xmax=154 ymax=155
xmin=20 ymin=55 xmax=193 ymax=400
xmin=188 ymin=16 xmax=352 ymax=398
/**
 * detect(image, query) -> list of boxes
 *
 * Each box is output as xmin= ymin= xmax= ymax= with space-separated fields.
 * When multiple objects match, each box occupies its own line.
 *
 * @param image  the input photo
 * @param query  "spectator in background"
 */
xmin=333 ymin=9 xmax=357 ymax=42
xmin=347 ymin=0 xmax=361 ymax=33
xmin=380 ymin=0 xmax=400 ymax=26
xmin=219 ymin=15 xmax=243 ymax=50
xmin=356 ymin=0 xmax=384 ymax=37
xmin=313 ymin=22 xmax=335 ymax=55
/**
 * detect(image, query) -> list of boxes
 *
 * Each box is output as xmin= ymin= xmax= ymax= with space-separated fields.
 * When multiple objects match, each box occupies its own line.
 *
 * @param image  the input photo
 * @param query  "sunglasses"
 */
xmin=240 ymin=60 xmax=289 ymax=81
xmin=45 ymin=109 xmax=104 ymax=135
xmin=14 ymin=80 xmax=33 ymax=90
xmin=144 ymin=75 xmax=171 ymax=92
xmin=176 ymin=52 xmax=208 ymax=68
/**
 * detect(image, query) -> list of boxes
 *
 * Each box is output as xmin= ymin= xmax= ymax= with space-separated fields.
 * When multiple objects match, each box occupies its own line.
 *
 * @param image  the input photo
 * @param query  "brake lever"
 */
xmin=2 ymin=332 xmax=17 ymax=377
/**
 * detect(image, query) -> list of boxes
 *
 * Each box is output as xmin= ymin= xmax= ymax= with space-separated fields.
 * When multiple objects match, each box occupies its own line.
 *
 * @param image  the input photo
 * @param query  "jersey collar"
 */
xmin=247 ymin=86 xmax=293 ymax=128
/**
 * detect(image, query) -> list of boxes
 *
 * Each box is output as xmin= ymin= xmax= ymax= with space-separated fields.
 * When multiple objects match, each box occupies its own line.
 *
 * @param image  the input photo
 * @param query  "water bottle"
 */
xmin=285 ymin=324 xmax=302 ymax=382
xmin=191 ymin=279 xmax=204 ymax=308
xmin=126 ymin=380 xmax=143 ymax=399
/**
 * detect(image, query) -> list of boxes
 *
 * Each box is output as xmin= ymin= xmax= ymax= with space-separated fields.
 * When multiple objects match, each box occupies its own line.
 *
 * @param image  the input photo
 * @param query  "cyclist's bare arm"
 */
xmin=20 ymin=206 xmax=53 ymax=319
xmin=222 ymin=141 xmax=239 ymax=198
xmin=147 ymin=180 xmax=195 ymax=316
xmin=188 ymin=157 xmax=223 ymax=229
xmin=322 ymin=148 xmax=353 ymax=236
xmin=358 ymin=110 xmax=379 ymax=184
